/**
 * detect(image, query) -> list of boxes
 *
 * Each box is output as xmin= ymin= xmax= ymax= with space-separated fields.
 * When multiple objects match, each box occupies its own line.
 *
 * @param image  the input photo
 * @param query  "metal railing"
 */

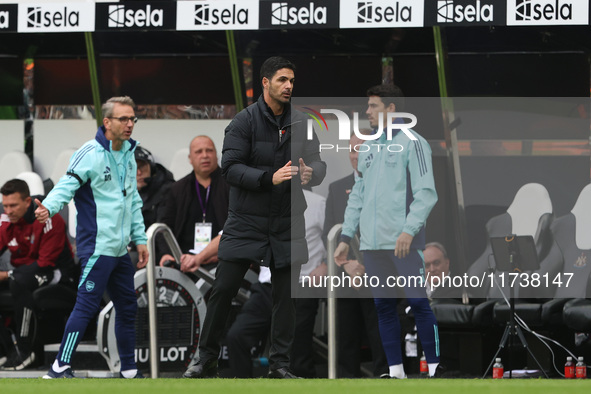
xmin=326 ymin=224 xmax=364 ymax=379
xmin=144 ymin=223 xmax=250 ymax=378
xmin=146 ymin=222 xmax=360 ymax=379
xmin=326 ymin=224 xmax=366 ymax=379
xmin=145 ymin=223 xmax=180 ymax=378
xmin=326 ymin=224 xmax=341 ymax=379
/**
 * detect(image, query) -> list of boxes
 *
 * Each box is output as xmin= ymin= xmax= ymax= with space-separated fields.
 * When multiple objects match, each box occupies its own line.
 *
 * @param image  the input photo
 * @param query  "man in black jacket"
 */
xmin=135 ymin=146 xmax=175 ymax=231
xmin=183 ymin=56 xmax=326 ymax=379
xmin=130 ymin=146 xmax=173 ymax=267
xmin=158 ymin=136 xmax=230 ymax=272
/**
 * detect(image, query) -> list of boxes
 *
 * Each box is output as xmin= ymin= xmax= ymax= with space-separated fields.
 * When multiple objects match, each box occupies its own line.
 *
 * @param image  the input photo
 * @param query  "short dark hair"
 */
xmin=1 ymin=179 xmax=30 ymax=199
xmin=260 ymin=56 xmax=296 ymax=84
xmin=366 ymin=84 xmax=405 ymax=111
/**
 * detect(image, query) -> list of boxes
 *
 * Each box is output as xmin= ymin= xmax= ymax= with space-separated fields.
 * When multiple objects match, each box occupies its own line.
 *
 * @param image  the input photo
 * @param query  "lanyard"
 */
xmin=195 ymin=180 xmax=211 ymax=223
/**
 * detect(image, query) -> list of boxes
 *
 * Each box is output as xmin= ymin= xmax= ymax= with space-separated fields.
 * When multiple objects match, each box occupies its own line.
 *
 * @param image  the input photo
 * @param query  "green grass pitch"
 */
xmin=1 ymin=378 xmax=591 ymax=394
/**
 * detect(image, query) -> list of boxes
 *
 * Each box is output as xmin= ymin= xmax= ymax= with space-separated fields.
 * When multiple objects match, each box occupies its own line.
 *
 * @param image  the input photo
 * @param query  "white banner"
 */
xmin=340 ymin=0 xmax=425 ymax=28
xmin=17 ymin=2 xmax=94 ymax=32
xmin=176 ymin=0 xmax=259 ymax=31
xmin=507 ymin=0 xmax=589 ymax=26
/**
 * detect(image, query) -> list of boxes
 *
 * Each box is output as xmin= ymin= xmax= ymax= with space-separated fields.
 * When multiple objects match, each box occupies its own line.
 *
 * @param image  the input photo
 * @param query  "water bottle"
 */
xmin=565 ymin=356 xmax=575 ymax=379
xmin=492 ymin=358 xmax=503 ymax=379
xmin=419 ymin=353 xmax=428 ymax=376
xmin=576 ymin=356 xmax=586 ymax=379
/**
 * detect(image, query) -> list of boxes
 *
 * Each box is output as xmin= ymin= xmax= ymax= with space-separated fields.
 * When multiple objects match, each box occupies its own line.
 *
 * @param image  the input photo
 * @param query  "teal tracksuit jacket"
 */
xmin=42 ymin=127 xmax=147 ymax=260
xmin=341 ymin=126 xmax=437 ymax=251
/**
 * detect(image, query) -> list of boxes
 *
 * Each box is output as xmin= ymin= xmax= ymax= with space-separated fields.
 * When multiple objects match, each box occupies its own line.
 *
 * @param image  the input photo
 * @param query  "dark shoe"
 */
xmin=1 ymin=351 xmax=35 ymax=371
xmin=120 ymin=370 xmax=145 ymax=378
xmin=43 ymin=366 xmax=75 ymax=379
xmin=183 ymin=358 xmax=218 ymax=378
xmin=268 ymin=367 xmax=299 ymax=379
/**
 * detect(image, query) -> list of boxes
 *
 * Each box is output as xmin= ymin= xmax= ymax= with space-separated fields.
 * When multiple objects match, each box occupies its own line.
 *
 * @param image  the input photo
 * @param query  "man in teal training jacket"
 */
xmin=35 ymin=96 xmax=148 ymax=379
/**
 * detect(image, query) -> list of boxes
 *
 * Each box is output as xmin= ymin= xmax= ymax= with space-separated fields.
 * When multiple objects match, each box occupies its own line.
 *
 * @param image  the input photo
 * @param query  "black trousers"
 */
xmin=225 ymin=282 xmax=272 ymax=378
xmin=337 ymin=297 xmax=389 ymax=377
xmin=198 ymin=259 xmax=295 ymax=371
xmin=9 ymin=262 xmax=54 ymax=353
xmin=290 ymin=298 xmax=319 ymax=378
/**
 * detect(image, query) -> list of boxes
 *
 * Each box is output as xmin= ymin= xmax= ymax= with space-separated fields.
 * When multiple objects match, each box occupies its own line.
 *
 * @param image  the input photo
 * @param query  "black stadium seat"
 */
xmin=431 ymin=183 xmax=555 ymax=375
xmin=556 ymin=184 xmax=591 ymax=333
xmin=433 ymin=183 xmax=555 ymax=328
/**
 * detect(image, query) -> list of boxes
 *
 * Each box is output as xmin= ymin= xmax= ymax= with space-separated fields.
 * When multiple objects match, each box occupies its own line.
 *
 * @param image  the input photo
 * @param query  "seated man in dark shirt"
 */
xmin=158 ymin=136 xmax=230 ymax=272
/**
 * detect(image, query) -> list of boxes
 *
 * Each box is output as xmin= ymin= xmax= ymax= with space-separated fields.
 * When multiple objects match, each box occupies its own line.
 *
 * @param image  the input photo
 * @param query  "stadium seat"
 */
xmin=563 ymin=299 xmax=591 ymax=332
xmin=169 ymin=148 xmax=191 ymax=181
xmin=432 ymin=183 xmax=555 ymax=328
xmin=16 ymin=172 xmax=45 ymax=197
xmin=49 ymin=149 xmax=76 ymax=186
xmin=486 ymin=184 xmax=591 ymax=371
xmin=0 ymin=152 xmax=32 ymax=187
xmin=467 ymin=183 xmax=554 ymax=299
xmin=431 ymin=183 xmax=555 ymax=375
xmin=43 ymin=149 xmax=77 ymax=193
xmin=555 ymin=184 xmax=591 ymax=332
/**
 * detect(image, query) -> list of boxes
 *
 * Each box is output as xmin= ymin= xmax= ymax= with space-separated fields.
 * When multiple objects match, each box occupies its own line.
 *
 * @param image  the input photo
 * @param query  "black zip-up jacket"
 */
xmin=219 ymin=95 xmax=326 ymax=269
xmin=158 ymin=167 xmax=230 ymax=258
xmin=139 ymin=163 xmax=175 ymax=230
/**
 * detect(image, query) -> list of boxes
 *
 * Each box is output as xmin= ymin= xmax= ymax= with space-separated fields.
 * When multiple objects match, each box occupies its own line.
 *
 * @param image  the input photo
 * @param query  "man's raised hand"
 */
xmin=273 ymin=160 xmax=299 ymax=185
xmin=34 ymin=199 xmax=50 ymax=224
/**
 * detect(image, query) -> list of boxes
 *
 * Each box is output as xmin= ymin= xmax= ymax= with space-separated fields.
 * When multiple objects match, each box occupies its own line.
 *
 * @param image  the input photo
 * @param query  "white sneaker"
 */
xmin=43 ymin=365 xmax=75 ymax=379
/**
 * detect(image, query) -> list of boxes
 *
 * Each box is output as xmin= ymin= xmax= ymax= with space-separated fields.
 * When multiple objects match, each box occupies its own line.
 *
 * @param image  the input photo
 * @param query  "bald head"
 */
xmin=189 ymin=136 xmax=218 ymax=178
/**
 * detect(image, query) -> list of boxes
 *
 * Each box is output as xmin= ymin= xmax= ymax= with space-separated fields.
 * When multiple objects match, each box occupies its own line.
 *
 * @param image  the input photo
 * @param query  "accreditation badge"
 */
xmin=193 ymin=222 xmax=212 ymax=254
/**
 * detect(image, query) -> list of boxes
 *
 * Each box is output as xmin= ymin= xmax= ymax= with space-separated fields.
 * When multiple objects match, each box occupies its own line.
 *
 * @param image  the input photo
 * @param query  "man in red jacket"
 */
xmin=0 ymin=179 xmax=74 ymax=370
